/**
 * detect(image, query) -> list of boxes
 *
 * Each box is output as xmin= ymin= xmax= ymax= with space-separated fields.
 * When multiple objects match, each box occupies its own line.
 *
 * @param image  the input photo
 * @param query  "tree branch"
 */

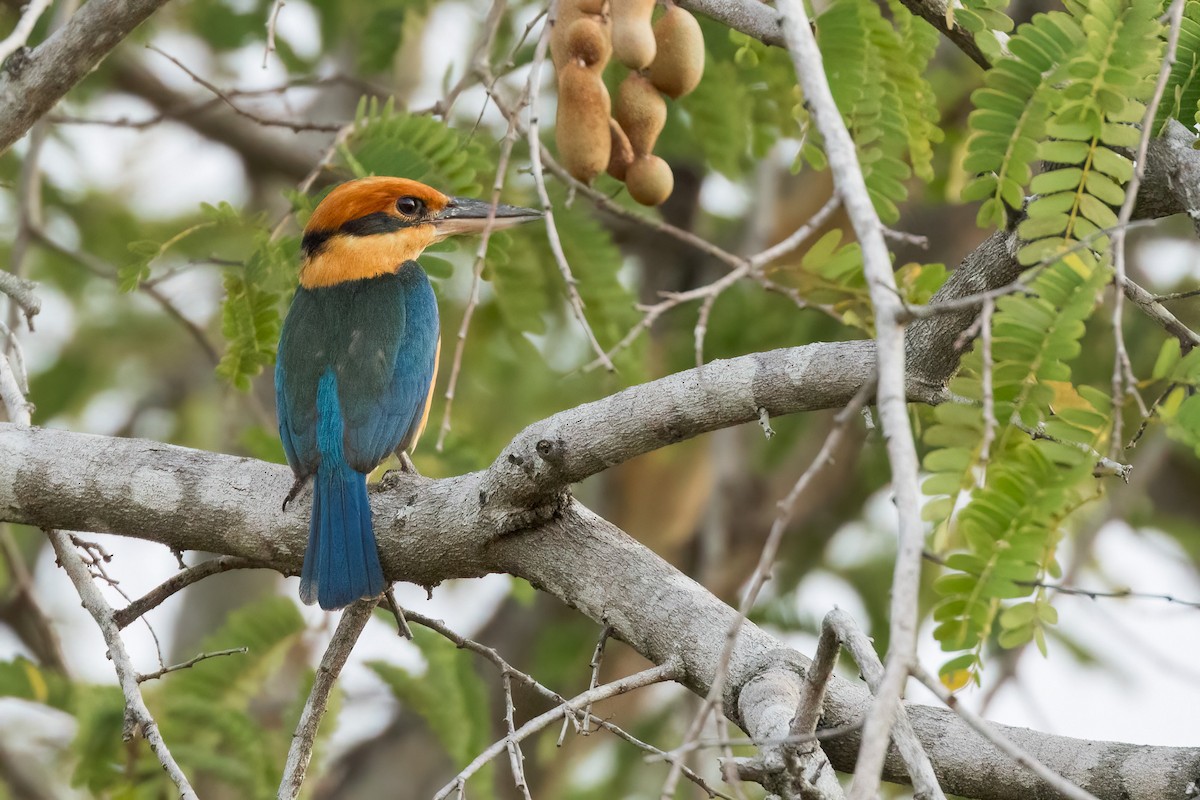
xmin=280 ymin=598 xmax=378 ymax=799
xmin=0 ymin=79 xmax=1196 ymax=800
xmin=0 ymin=0 xmax=174 ymax=153
xmin=776 ymin=0 xmax=929 ymax=794
xmin=3 ymin=416 xmax=1200 ymax=800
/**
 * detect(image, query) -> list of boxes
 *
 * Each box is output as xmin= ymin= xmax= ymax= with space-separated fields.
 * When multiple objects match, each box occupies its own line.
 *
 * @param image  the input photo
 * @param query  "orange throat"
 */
xmin=299 ymin=226 xmax=436 ymax=289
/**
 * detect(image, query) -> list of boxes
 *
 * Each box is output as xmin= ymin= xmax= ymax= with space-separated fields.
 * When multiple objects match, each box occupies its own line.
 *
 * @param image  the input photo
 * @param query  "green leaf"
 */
xmin=1154 ymin=335 xmax=1184 ymax=380
xmin=369 ymin=627 xmax=495 ymax=797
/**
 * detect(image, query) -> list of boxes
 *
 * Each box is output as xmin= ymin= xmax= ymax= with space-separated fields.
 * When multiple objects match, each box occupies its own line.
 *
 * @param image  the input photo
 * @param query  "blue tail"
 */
xmin=300 ymin=459 xmax=384 ymax=609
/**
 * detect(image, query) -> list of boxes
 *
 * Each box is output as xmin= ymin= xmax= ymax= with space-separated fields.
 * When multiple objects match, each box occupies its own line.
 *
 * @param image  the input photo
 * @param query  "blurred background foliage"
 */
xmin=0 ymin=0 xmax=1198 ymax=795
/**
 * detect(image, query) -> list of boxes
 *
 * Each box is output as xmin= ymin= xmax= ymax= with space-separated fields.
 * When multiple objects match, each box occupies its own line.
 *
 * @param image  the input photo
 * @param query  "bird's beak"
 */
xmin=432 ymin=197 xmax=543 ymax=239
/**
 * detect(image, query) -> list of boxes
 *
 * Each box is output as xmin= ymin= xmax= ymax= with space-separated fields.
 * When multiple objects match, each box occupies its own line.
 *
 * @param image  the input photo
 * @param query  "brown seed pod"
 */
xmin=647 ymin=6 xmax=705 ymax=99
xmin=556 ymin=63 xmax=612 ymax=183
xmin=611 ymin=0 xmax=657 ymax=70
xmin=626 ymin=155 xmax=674 ymax=206
xmin=552 ymin=0 xmax=609 ymax=71
xmin=614 ymin=72 xmax=666 ymax=156
xmin=565 ymin=18 xmax=611 ymax=70
xmin=606 ymin=117 xmax=636 ymax=181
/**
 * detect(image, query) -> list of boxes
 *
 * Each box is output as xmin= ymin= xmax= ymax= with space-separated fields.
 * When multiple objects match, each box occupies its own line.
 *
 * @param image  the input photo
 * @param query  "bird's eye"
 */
xmin=396 ymin=196 xmax=425 ymax=217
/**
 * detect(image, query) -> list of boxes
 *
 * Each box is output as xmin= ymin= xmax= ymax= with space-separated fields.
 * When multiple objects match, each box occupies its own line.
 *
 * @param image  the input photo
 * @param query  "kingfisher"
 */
xmin=275 ymin=176 xmax=541 ymax=610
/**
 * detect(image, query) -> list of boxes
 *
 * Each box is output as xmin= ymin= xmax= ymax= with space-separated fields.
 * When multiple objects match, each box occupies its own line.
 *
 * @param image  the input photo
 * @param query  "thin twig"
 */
xmin=502 ymin=674 xmax=534 ymax=800
xmin=749 ymin=195 xmax=843 ymax=268
xmin=1122 ymin=274 xmax=1200 ymax=354
xmin=436 ymin=111 xmax=523 ymax=451
xmin=782 ymin=613 xmax=846 ymax=799
xmin=714 ymin=714 xmax=751 ymax=800
xmin=147 ymin=45 xmax=342 ymax=133
xmin=0 ymin=351 xmax=32 ymax=424
xmin=660 ymin=381 xmax=874 ymax=798
xmin=653 ymin=723 xmax=866 ymax=762
xmin=1152 ymin=286 xmax=1200 ymax=302
xmin=137 ymin=647 xmax=247 ymax=683
xmin=404 ymin=609 xmax=565 ymax=706
xmin=776 ymin=1 xmax=928 ymax=796
xmin=978 ymin=298 xmax=997 ymax=471
xmin=590 ymin=712 xmax=737 ymax=800
xmin=0 ymin=0 xmax=53 ymax=65
xmin=0 ymin=271 xmax=40 ymax=330
xmin=911 ymin=665 xmax=1101 ymax=800
xmin=581 ymin=624 xmax=613 ymax=733
xmin=433 ymin=661 xmax=682 ymax=800
xmin=382 ymin=586 xmax=414 ymax=639
xmin=46 ymin=531 xmax=198 ymax=797
xmin=0 ymin=522 xmax=67 ymax=671
xmin=279 ymin=597 xmax=379 ymax=799
xmin=29 ymin=228 xmax=222 ymax=365
xmin=1015 ymin=420 xmax=1132 ymax=481
xmin=524 ymin=3 xmax=615 ymax=371
xmin=1015 ymin=579 xmax=1200 ymax=609
xmin=114 ymin=556 xmax=267 ymax=629
xmin=1110 ymin=0 xmax=1186 ymax=458
xmin=814 ymin=610 xmax=945 ymax=800
xmin=0 ymin=321 xmax=29 ymax=396
xmin=599 ymin=193 xmax=842 ymax=371
xmin=262 ymin=0 xmax=286 ymax=68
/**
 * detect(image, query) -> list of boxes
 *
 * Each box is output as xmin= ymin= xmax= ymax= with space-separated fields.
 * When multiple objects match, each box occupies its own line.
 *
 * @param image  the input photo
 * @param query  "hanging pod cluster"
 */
xmin=552 ymin=0 xmax=705 ymax=206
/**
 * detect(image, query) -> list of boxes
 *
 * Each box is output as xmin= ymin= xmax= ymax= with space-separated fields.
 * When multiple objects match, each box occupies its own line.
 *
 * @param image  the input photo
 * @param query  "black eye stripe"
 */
xmin=303 ymin=201 xmax=431 ymax=253
xmin=338 ymin=212 xmax=411 ymax=237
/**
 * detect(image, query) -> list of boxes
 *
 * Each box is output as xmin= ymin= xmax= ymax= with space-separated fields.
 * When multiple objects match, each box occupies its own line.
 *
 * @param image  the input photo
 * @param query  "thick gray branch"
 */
xmin=0 ymin=0 xmax=172 ymax=153
xmin=1 ymin=423 xmax=1198 ymax=800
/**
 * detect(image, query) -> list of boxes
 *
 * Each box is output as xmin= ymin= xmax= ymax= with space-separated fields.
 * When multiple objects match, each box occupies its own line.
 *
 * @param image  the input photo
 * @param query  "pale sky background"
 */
xmin=1 ymin=0 xmax=1198 ymax=795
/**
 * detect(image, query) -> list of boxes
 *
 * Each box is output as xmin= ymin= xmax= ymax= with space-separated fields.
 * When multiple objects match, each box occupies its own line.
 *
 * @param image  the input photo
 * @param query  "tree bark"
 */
xmin=0 ymin=0 xmax=174 ymax=153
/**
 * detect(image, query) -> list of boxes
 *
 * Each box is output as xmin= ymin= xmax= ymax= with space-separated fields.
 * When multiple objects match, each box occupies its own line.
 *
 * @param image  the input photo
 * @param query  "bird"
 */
xmin=275 ymin=176 xmax=541 ymax=610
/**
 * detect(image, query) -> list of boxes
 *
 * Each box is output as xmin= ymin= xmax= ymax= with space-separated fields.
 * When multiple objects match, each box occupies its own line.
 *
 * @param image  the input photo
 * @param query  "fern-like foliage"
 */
xmin=884 ymin=0 xmax=944 ymax=182
xmin=961 ymin=13 xmax=1085 ymax=229
xmin=1016 ymin=0 xmax=1163 ymax=265
xmin=157 ymin=597 xmax=308 ymax=797
xmin=675 ymin=21 xmax=803 ymax=177
xmin=66 ymin=597 xmax=311 ymax=797
xmin=216 ymin=236 xmax=293 ymax=391
xmin=1154 ymin=0 xmax=1200 ymax=133
xmin=818 ymin=0 xmax=944 ymax=222
xmin=0 ymin=656 xmax=74 ymax=710
xmin=369 ymin=625 xmax=495 ymax=797
xmin=949 ymin=0 xmax=1016 ymax=62
xmin=342 ymin=97 xmax=488 ymax=198
xmin=922 ymin=253 xmax=1112 ymax=685
xmin=1151 ymin=341 xmax=1200 ymax=456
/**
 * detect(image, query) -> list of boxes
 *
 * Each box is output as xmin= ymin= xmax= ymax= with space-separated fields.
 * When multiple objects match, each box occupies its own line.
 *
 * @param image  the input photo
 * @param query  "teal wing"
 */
xmin=275 ymin=263 xmax=440 ymax=476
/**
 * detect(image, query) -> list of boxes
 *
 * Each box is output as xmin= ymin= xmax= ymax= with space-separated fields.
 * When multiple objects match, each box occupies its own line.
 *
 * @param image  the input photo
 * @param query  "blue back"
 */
xmin=276 ymin=262 xmax=440 ymax=477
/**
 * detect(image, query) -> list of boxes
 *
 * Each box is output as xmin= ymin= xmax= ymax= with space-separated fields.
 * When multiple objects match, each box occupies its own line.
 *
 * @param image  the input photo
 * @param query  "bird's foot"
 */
xmin=282 ymin=475 xmax=310 ymax=511
xmin=398 ymin=451 xmax=421 ymax=476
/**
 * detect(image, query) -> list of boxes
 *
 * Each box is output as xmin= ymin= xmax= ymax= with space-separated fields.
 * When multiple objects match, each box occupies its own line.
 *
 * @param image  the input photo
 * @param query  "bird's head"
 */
xmin=299 ymin=176 xmax=542 ymax=288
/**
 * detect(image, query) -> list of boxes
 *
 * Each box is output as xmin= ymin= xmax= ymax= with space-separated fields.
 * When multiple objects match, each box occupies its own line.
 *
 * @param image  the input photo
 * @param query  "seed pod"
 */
xmin=647 ymin=6 xmax=704 ymax=99
xmin=626 ymin=155 xmax=674 ymax=206
xmin=565 ymin=18 xmax=611 ymax=70
xmin=614 ymin=72 xmax=666 ymax=156
xmin=552 ymin=0 xmax=609 ymax=71
xmin=611 ymin=0 xmax=657 ymax=70
xmin=606 ymin=118 xmax=636 ymax=181
xmin=556 ymin=63 xmax=612 ymax=183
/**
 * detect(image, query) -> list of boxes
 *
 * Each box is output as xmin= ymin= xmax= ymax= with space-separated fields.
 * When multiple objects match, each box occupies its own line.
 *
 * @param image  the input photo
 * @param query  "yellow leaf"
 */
xmin=1060 ymin=251 xmax=1093 ymax=278
xmin=22 ymin=661 xmax=47 ymax=703
xmin=940 ymin=668 xmax=972 ymax=692
xmin=1045 ymin=380 xmax=1091 ymax=411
